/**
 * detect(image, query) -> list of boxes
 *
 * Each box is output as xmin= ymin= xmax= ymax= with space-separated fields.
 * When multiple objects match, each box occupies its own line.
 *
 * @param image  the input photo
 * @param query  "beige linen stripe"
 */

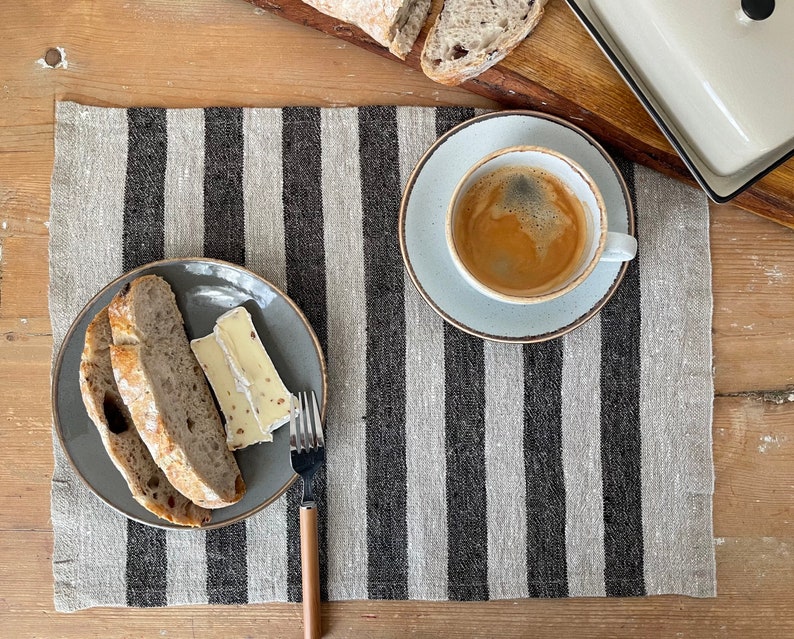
xmin=161 ymin=108 xmax=209 ymax=604
xmin=50 ymin=102 xmax=129 ymax=611
xmin=243 ymin=108 xmax=288 ymax=289
xmin=246 ymin=503 xmax=289 ymax=601
xmin=398 ymin=107 xmax=449 ymax=600
xmin=49 ymin=103 xmax=127 ymax=337
xmin=166 ymin=530 xmax=208 ymax=604
xmin=321 ymin=108 xmax=369 ymax=600
xmin=561 ymin=318 xmax=606 ymax=597
xmin=484 ymin=341 xmax=528 ymax=599
xmin=164 ymin=109 xmax=205 ymax=258
xmin=242 ymin=107 xmax=290 ymax=601
xmin=635 ymin=165 xmax=715 ymax=597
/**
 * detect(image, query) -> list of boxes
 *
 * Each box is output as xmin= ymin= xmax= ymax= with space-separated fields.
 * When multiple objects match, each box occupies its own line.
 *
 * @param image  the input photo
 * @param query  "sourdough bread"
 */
xmin=421 ymin=0 xmax=548 ymax=85
xmin=302 ymin=0 xmax=431 ymax=59
xmin=79 ymin=307 xmax=212 ymax=527
xmin=108 ymin=275 xmax=245 ymax=509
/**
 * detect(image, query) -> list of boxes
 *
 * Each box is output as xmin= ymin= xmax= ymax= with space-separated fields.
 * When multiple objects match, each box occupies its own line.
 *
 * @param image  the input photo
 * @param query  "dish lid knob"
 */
xmin=741 ymin=0 xmax=775 ymax=20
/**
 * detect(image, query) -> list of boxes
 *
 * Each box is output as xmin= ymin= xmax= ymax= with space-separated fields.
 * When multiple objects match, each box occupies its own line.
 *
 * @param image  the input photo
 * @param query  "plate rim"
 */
xmin=51 ymin=256 xmax=328 ymax=530
xmin=398 ymin=109 xmax=634 ymax=344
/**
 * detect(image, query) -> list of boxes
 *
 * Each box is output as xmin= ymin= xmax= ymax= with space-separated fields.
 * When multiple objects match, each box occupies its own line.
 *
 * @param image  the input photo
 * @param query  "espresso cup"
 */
xmin=446 ymin=145 xmax=637 ymax=304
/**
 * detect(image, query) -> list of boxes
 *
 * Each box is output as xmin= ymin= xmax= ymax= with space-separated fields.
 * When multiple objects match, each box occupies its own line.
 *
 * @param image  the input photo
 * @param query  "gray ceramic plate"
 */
xmin=399 ymin=110 xmax=634 ymax=343
xmin=52 ymin=258 xmax=327 ymax=530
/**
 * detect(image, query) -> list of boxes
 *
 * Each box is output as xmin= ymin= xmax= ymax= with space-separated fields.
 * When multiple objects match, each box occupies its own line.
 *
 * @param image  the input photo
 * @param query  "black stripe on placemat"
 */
xmin=204 ymin=107 xmax=245 ymax=264
xmin=359 ymin=105 xmax=409 ymax=600
xmin=523 ymin=340 xmax=568 ymax=598
xmin=435 ymin=106 xmax=476 ymax=138
xmin=444 ymin=324 xmax=488 ymax=601
xmin=282 ymin=106 xmax=329 ymax=603
xmin=437 ymin=106 xmax=489 ymax=602
xmin=600 ymin=157 xmax=645 ymax=597
xmin=206 ymin=525 xmax=248 ymax=604
xmin=202 ymin=106 xmax=249 ymax=605
xmin=122 ymin=107 xmax=168 ymax=607
xmin=123 ymin=107 xmax=166 ymax=273
xmin=125 ymin=523 xmax=168 ymax=607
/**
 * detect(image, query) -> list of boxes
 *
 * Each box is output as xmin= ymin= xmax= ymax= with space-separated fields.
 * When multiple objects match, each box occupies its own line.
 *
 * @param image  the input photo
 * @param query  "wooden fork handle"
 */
xmin=300 ymin=505 xmax=321 ymax=639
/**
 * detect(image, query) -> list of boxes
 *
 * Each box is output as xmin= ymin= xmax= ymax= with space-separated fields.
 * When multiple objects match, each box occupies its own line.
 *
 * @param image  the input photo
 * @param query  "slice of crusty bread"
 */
xmin=108 ymin=275 xmax=245 ymax=509
xmin=420 ymin=0 xmax=548 ymax=85
xmin=302 ymin=0 xmax=431 ymax=59
xmin=79 ymin=307 xmax=212 ymax=527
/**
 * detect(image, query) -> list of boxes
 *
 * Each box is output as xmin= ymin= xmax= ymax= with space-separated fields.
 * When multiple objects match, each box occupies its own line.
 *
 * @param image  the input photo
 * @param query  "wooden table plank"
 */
xmin=713 ymin=398 xmax=794 ymax=539
xmin=711 ymin=208 xmax=794 ymax=394
xmin=1 ymin=0 xmax=793 ymax=636
xmin=0 ymin=237 xmax=49 ymax=320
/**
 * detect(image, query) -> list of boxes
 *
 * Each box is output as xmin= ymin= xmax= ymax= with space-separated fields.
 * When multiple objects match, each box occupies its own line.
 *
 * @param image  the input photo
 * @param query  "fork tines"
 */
xmin=290 ymin=391 xmax=324 ymax=453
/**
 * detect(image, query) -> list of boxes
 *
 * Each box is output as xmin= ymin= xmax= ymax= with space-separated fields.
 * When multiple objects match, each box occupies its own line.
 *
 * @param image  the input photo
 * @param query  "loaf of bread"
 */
xmin=421 ymin=0 xmax=548 ymax=85
xmin=79 ymin=307 xmax=212 ymax=527
xmin=301 ymin=0 xmax=431 ymax=59
xmin=108 ymin=275 xmax=245 ymax=509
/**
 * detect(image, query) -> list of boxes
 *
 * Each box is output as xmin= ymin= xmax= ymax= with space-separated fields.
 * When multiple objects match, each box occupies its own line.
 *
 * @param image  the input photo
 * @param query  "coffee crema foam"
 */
xmin=452 ymin=164 xmax=589 ymax=297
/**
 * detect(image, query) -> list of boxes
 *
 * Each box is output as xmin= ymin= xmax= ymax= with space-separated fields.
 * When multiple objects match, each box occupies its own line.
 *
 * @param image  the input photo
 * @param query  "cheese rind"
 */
xmin=190 ymin=334 xmax=272 ymax=450
xmin=214 ymin=307 xmax=291 ymax=437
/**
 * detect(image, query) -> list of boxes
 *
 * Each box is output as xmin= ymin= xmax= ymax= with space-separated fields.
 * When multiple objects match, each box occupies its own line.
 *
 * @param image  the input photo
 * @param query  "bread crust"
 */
xmin=108 ymin=276 xmax=245 ymax=509
xmin=420 ymin=0 xmax=548 ymax=85
xmin=302 ymin=0 xmax=431 ymax=59
xmin=79 ymin=307 xmax=212 ymax=527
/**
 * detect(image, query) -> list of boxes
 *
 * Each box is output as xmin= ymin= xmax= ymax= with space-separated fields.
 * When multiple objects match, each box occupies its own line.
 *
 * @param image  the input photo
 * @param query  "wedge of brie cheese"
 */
xmin=190 ymin=306 xmax=291 ymax=451
xmin=191 ymin=333 xmax=271 ymax=450
xmin=214 ymin=307 xmax=291 ymax=439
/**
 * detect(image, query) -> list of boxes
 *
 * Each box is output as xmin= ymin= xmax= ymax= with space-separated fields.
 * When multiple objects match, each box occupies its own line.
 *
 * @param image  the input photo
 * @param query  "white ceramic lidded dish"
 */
xmin=566 ymin=0 xmax=794 ymax=202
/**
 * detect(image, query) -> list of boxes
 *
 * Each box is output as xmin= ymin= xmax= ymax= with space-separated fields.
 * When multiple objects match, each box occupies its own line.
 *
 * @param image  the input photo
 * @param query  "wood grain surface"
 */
xmin=1 ymin=1 xmax=793 ymax=637
xmin=249 ymin=0 xmax=794 ymax=228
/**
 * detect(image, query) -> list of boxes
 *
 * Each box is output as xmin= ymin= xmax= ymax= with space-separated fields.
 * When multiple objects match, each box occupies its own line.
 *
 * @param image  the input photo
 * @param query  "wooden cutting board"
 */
xmin=249 ymin=0 xmax=794 ymax=228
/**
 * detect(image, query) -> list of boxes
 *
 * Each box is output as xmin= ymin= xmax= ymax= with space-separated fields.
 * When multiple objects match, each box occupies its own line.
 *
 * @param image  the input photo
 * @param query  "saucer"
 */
xmin=399 ymin=110 xmax=635 ymax=343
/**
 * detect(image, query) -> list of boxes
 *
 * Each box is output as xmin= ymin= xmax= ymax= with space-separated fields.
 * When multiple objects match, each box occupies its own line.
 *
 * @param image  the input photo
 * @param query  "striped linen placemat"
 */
xmin=49 ymin=101 xmax=715 ymax=611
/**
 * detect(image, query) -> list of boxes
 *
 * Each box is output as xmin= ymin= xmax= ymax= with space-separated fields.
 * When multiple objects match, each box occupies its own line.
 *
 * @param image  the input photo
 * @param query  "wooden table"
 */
xmin=1 ymin=1 xmax=792 ymax=636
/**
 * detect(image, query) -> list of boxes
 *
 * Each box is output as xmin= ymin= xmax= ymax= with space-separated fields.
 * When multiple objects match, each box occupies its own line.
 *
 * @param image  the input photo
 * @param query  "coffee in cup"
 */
xmin=446 ymin=146 xmax=636 ymax=304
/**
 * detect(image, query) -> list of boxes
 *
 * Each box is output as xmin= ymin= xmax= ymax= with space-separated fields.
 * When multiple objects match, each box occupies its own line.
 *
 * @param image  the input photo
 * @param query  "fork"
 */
xmin=289 ymin=391 xmax=325 ymax=639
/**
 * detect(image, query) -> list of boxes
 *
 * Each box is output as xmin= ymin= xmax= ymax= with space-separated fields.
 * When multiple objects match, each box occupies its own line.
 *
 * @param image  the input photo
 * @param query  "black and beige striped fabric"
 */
xmin=49 ymin=102 xmax=715 ymax=612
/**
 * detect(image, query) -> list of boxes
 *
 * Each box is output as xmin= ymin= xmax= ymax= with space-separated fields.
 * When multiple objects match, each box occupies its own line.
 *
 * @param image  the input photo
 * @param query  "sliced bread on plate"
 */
xmin=108 ymin=275 xmax=245 ymax=509
xmin=79 ymin=307 xmax=212 ymax=527
xmin=421 ymin=0 xmax=548 ymax=85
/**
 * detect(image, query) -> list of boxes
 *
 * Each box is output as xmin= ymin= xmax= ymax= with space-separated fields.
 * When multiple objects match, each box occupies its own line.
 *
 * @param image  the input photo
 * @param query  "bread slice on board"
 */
xmin=108 ymin=275 xmax=245 ymax=509
xmin=301 ymin=0 xmax=431 ymax=59
xmin=421 ymin=0 xmax=548 ymax=85
xmin=79 ymin=307 xmax=212 ymax=527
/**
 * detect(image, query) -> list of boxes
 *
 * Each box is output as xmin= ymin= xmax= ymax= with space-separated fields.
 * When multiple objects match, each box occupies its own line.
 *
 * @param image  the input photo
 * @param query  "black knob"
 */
xmin=741 ymin=0 xmax=775 ymax=20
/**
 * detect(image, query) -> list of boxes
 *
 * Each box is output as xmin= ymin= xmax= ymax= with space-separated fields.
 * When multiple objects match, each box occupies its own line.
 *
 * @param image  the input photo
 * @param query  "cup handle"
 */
xmin=601 ymin=232 xmax=637 ymax=262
